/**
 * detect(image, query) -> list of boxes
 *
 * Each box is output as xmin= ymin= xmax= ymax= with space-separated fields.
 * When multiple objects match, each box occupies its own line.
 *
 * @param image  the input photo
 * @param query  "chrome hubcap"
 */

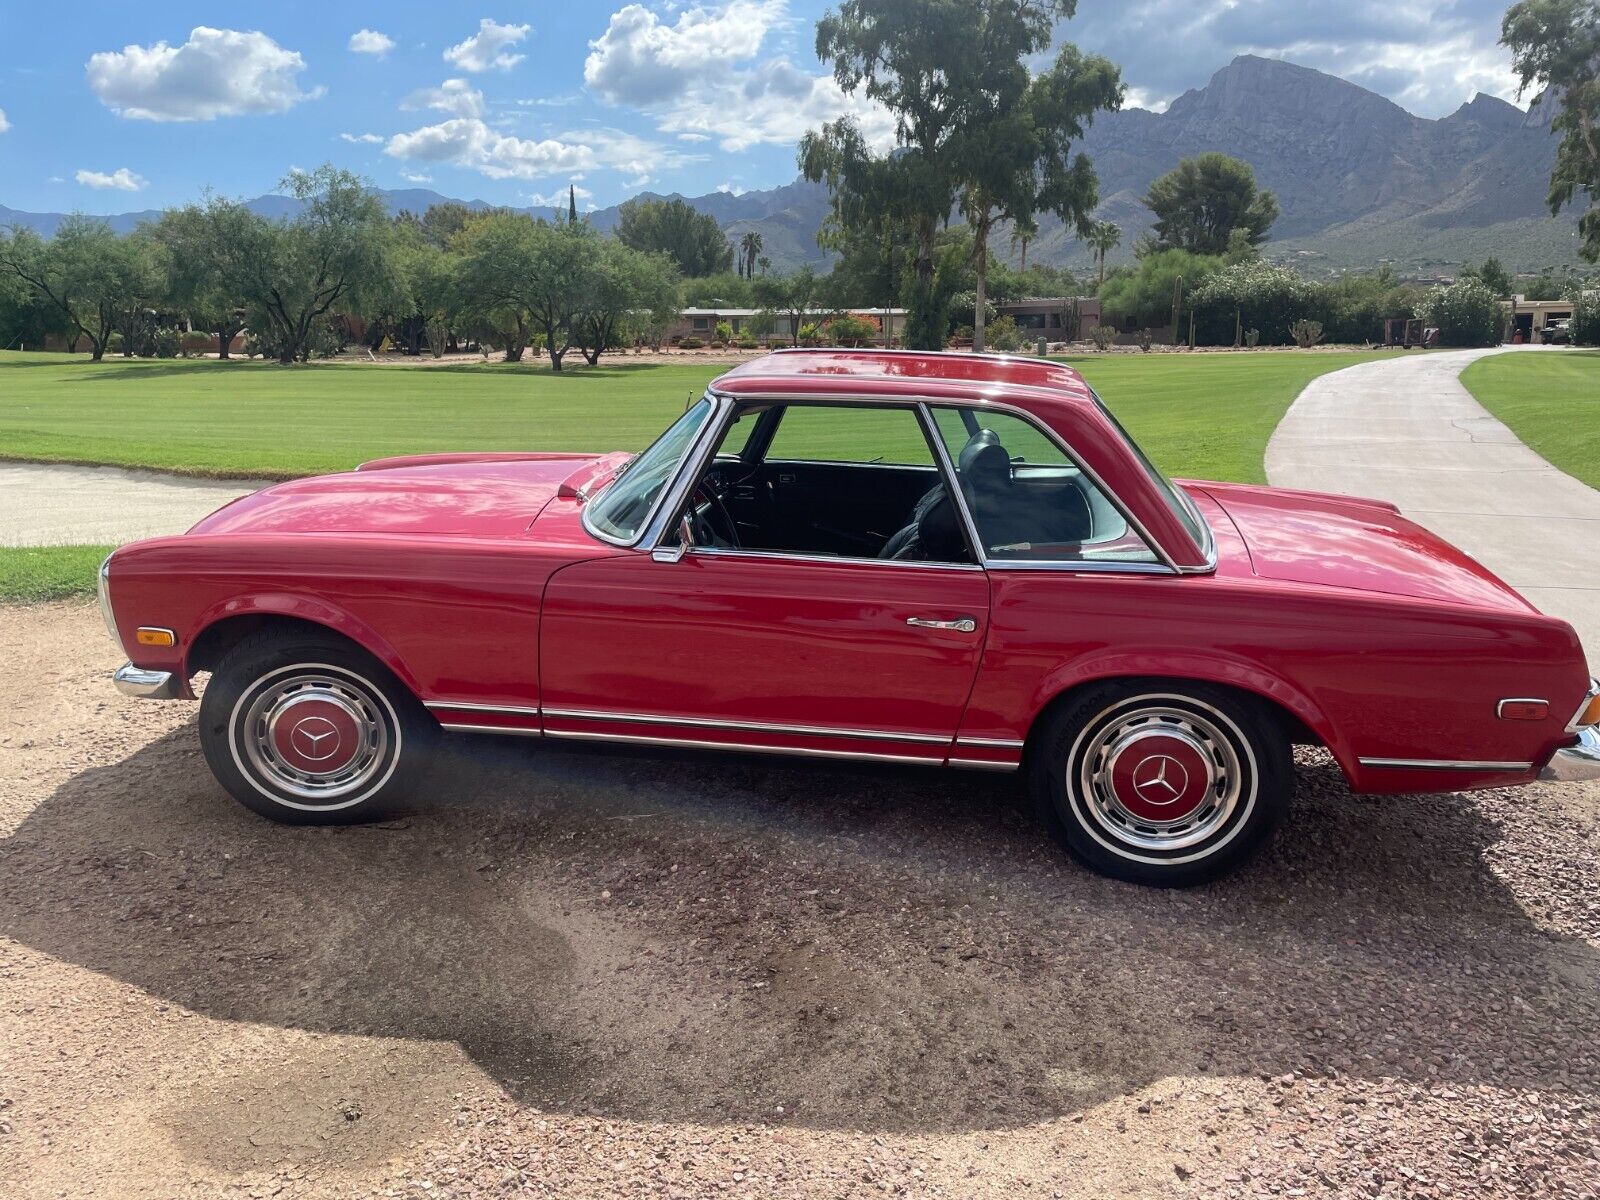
xmin=241 ymin=672 xmax=389 ymax=803
xmin=1078 ymin=703 xmax=1243 ymax=852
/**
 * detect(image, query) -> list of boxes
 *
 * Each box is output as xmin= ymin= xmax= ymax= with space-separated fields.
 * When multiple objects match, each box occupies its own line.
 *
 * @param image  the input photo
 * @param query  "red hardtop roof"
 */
xmin=709 ymin=349 xmax=1096 ymax=407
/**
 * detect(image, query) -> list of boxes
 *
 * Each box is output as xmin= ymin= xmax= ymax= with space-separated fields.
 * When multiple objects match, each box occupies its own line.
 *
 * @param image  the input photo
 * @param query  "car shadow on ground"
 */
xmin=3 ymin=727 xmax=1596 ymax=1138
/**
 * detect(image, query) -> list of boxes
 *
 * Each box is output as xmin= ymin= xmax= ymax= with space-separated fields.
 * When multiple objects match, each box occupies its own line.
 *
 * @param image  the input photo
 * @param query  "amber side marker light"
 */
xmin=1497 ymin=699 xmax=1549 ymax=722
xmin=135 ymin=627 xmax=176 ymax=647
xmin=1579 ymin=693 xmax=1600 ymax=729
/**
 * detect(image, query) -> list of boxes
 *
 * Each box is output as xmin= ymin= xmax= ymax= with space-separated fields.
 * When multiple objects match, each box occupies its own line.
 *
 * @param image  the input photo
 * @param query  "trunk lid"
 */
xmin=1192 ymin=481 xmax=1537 ymax=614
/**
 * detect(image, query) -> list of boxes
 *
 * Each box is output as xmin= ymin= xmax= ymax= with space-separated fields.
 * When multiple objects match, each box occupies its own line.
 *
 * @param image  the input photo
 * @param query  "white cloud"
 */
xmin=584 ymin=1 xmax=894 ymax=152
xmin=715 ymin=181 xmax=746 ymax=195
xmin=400 ymin=171 xmax=433 ymax=183
xmin=86 ymin=26 xmax=320 ymax=121
xmin=385 ymin=117 xmax=695 ymax=181
xmin=402 ymin=78 xmax=486 ymax=119
xmin=0 ymin=109 xmax=9 ymax=134
xmin=340 ymin=132 xmax=384 ymax=144
xmin=76 ymin=167 xmax=147 ymax=191
xmin=443 ymin=18 xmax=530 ymax=73
xmin=528 ymin=185 xmax=594 ymax=207
xmin=348 ymin=29 xmax=395 ymax=56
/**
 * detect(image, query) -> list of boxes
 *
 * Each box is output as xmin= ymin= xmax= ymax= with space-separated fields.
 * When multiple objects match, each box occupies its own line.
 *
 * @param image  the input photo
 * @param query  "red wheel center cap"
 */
xmin=1109 ymin=735 xmax=1212 ymax=823
xmin=271 ymin=698 xmax=361 ymax=774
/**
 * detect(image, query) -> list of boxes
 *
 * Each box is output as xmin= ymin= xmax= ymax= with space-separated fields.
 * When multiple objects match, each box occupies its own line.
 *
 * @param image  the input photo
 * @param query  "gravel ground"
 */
xmin=2 ymin=603 xmax=1598 ymax=1199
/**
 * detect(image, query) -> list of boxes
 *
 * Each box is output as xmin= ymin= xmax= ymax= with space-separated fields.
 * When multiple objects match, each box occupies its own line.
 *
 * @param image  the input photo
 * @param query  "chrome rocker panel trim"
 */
xmin=542 ymin=706 xmax=951 ymax=744
xmin=1357 ymin=756 xmax=1535 ymax=771
xmin=113 ymin=663 xmax=183 ymax=700
xmin=1541 ymin=726 xmax=1600 ymax=783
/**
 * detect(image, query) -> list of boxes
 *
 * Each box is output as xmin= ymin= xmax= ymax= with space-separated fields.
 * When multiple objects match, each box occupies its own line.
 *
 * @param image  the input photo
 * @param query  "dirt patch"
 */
xmin=2 ymin=603 xmax=1598 ymax=1197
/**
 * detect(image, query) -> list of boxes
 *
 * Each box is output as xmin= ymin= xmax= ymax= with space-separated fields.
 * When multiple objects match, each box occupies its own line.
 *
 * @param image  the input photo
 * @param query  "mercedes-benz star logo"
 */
xmin=1131 ymin=754 xmax=1189 ymax=806
xmin=290 ymin=715 xmax=342 ymax=762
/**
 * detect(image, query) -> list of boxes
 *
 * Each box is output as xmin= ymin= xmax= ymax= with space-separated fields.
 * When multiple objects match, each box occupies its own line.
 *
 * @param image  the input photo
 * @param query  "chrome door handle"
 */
xmin=906 ymin=616 xmax=978 ymax=633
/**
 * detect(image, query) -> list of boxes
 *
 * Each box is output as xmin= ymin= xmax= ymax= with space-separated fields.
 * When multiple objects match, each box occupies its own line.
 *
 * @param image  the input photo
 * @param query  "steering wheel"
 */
xmin=687 ymin=479 xmax=741 ymax=549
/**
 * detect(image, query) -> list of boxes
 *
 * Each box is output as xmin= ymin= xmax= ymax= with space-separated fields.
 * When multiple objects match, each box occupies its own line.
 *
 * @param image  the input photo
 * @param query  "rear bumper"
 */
xmin=113 ymin=663 xmax=183 ymax=700
xmin=1542 ymin=726 xmax=1600 ymax=782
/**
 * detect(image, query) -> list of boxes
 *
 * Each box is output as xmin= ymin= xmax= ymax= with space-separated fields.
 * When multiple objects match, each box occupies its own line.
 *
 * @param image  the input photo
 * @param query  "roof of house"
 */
xmin=680 ymin=307 xmax=909 ymax=317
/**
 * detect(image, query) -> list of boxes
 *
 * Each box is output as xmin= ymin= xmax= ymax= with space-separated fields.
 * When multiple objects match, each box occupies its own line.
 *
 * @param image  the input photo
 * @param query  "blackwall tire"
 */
xmin=1029 ymin=681 xmax=1291 ymax=886
xmin=198 ymin=630 xmax=436 ymax=825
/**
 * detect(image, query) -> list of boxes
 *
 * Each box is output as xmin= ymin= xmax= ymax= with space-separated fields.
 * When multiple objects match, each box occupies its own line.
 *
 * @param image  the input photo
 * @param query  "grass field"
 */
xmin=1462 ymin=350 xmax=1600 ymax=490
xmin=0 ymin=545 xmax=114 ymax=603
xmin=0 ymin=348 xmax=1396 ymax=485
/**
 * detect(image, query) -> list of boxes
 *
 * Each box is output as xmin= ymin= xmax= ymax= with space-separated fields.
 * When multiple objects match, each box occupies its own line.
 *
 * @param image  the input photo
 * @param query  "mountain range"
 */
xmin=1 ymin=55 xmax=1582 ymax=276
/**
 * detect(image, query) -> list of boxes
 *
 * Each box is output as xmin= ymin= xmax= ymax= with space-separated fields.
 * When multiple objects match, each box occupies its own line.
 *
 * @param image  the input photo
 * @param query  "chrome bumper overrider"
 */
xmin=113 ymin=663 xmax=182 ymax=700
xmin=1542 ymin=725 xmax=1600 ymax=783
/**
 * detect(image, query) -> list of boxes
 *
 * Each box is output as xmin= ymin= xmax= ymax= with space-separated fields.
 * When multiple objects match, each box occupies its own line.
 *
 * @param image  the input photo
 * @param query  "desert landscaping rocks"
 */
xmin=1 ymin=603 xmax=1597 ymax=1198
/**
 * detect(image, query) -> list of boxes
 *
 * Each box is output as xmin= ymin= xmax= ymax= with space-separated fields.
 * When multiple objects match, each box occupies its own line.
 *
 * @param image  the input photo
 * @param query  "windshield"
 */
xmin=585 ymin=398 xmax=713 ymax=544
xmin=1089 ymin=389 xmax=1212 ymax=557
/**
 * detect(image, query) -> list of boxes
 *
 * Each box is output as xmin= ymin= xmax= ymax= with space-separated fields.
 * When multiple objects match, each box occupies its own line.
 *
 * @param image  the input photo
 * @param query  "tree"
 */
xmin=1087 ymin=220 xmax=1121 ymax=286
xmin=957 ymin=41 xmax=1121 ymax=350
xmin=1144 ymin=153 xmax=1279 ymax=256
xmin=455 ymin=212 xmax=538 ymax=361
xmin=0 ymin=257 xmax=69 ymax=350
xmin=390 ymin=228 xmax=461 ymax=357
xmin=572 ymin=242 xmax=680 ymax=364
xmin=615 ymin=197 xmax=732 ymax=276
xmin=568 ymin=184 xmax=578 ymax=225
xmin=0 ymin=218 xmax=144 ymax=361
xmin=208 ymin=166 xmax=395 ymax=364
xmin=1464 ymin=256 xmax=1514 ymax=298
xmin=1098 ymin=248 xmax=1223 ymax=329
xmin=804 ymin=0 xmax=1108 ymax=351
xmin=1189 ymin=260 xmax=1312 ymax=346
xmin=110 ymin=232 xmax=169 ymax=357
xmin=150 ymin=205 xmax=249 ymax=358
xmin=1503 ymin=0 xmax=1600 ymax=261
xmin=753 ymin=267 xmax=821 ymax=342
xmin=739 ymin=230 xmax=764 ymax=280
xmin=457 ymin=214 xmax=601 ymax=371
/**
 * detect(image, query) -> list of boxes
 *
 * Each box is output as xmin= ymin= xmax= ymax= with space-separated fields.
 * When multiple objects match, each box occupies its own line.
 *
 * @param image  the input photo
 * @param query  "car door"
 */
xmin=538 ymin=400 xmax=990 ymax=763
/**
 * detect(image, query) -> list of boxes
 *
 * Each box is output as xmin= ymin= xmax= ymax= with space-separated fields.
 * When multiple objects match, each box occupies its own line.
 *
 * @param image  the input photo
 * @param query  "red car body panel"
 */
xmin=102 ymin=350 xmax=1594 ymax=796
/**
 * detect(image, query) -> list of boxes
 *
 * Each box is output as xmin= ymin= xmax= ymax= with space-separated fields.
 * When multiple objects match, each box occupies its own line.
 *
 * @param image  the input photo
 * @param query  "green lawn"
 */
xmin=0 ymin=545 xmax=113 ymax=602
xmin=1461 ymin=350 xmax=1600 ymax=491
xmin=0 ymin=349 xmax=1395 ymax=486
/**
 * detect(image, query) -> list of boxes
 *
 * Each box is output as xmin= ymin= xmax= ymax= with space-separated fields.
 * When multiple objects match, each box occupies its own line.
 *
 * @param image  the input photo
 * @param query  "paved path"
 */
xmin=0 ymin=463 xmax=267 ymax=548
xmin=1267 ymin=346 xmax=1600 ymax=668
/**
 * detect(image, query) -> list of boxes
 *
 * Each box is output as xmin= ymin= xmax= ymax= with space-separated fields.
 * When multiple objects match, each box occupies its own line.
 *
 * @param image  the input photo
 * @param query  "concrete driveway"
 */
xmin=1266 ymin=346 xmax=1600 ymax=668
xmin=0 ymin=463 xmax=267 ymax=547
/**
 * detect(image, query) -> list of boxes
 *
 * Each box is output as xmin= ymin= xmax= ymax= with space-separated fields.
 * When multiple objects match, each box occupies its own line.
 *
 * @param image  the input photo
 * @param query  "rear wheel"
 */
xmin=1029 ymin=681 xmax=1291 ymax=886
xmin=198 ymin=630 xmax=436 ymax=824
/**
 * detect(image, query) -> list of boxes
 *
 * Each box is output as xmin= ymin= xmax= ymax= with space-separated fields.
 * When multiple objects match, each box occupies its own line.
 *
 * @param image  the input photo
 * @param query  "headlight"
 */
xmin=97 ymin=553 xmax=121 ymax=647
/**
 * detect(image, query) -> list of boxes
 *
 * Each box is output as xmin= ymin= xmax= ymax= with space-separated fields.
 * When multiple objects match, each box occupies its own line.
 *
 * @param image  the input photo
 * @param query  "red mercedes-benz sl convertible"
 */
xmin=100 ymin=350 xmax=1599 ymax=885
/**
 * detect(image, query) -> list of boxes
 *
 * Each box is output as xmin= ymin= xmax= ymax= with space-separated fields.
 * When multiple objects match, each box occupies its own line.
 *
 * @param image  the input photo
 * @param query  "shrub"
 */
xmin=180 ymin=331 xmax=214 ymax=356
xmin=1418 ymin=279 xmax=1502 ymax=347
xmin=151 ymin=328 xmax=182 ymax=359
xmin=1190 ymin=260 xmax=1313 ymax=346
xmin=986 ymin=314 xmax=1026 ymax=352
xmin=1137 ymin=328 xmax=1154 ymax=352
xmin=765 ymin=337 xmax=792 ymax=349
xmin=679 ymin=336 xmax=704 ymax=349
xmin=825 ymin=313 xmax=878 ymax=346
xmin=1289 ymin=318 xmax=1324 ymax=348
xmin=714 ymin=321 xmax=734 ymax=343
xmin=1567 ymin=288 xmax=1600 ymax=346
xmin=1087 ymin=324 xmax=1116 ymax=350
xmin=798 ymin=322 xmax=822 ymax=347
xmin=1244 ymin=328 xmax=1260 ymax=348
xmin=735 ymin=338 xmax=760 ymax=350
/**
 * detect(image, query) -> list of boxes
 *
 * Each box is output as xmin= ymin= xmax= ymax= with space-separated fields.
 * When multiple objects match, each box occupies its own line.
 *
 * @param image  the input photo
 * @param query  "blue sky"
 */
xmin=0 ymin=0 xmax=1525 ymax=214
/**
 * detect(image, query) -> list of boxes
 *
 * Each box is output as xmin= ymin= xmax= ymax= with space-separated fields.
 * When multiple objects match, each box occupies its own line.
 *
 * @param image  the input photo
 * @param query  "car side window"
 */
xmin=677 ymin=402 xmax=969 ymax=565
xmin=928 ymin=406 xmax=1160 ymax=566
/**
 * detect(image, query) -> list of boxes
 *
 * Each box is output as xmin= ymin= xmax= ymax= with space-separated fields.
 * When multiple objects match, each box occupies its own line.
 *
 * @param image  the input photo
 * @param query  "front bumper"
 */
xmin=113 ymin=663 xmax=183 ymax=700
xmin=1542 ymin=725 xmax=1600 ymax=782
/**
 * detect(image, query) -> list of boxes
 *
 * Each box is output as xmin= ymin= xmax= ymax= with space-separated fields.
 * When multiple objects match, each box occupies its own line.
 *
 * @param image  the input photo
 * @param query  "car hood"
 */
xmin=1192 ymin=480 xmax=1537 ymax=614
xmin=189 ymin=453 xmax=610 ymax=540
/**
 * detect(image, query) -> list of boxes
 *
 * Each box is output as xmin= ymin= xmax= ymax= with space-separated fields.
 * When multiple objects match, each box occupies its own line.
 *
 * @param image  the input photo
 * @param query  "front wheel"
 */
xmin=199 ymin=630 xmax=436 ymax=824
xmin=1029 ymin=682 xmax=1291 ymax=886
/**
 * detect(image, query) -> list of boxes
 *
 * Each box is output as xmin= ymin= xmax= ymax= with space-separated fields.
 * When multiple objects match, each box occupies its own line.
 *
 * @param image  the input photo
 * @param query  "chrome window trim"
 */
xmin=1357 ymin=757 xmax=1535 ymax=771
xmin=1084 ymin=383 xmax=1216 ymax=572
xmin=636 ymin=390 xmax=738 ymax=550
xmin=543 ymin=706 xmax=952 ymax=744
xmin=1567 ymin=678 xmax=1600 ymax=733
xmin=582 ymin=393 xmax=726 ymax=549
xmin=916 ymin=398 xmax=1178 ymax=576
xmin=682 ymin=545 xmax=983 ymax=572
xmin=545 ymin=727 xmax=946 ymax=765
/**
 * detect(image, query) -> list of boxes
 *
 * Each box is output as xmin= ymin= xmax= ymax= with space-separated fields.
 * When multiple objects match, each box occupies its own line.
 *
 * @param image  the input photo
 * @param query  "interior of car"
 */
xmin=676 ymin=401 xmax=1158 ymax=566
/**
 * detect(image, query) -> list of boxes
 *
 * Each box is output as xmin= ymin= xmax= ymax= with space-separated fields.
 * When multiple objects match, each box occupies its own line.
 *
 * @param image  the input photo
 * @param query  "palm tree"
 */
xmin=1010 ymin=216 xmax=1038 ymax=272
xmin=1088 ymin=221 xmax=1121 ymax=287
xmin=739 ymin=231 xmax=764 ymax=280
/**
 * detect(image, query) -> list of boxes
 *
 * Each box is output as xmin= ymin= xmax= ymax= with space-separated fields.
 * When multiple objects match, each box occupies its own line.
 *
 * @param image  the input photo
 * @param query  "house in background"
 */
xmin=1502 ymin=296 xmax=1573 ymax=342
xmin=668 ymin=306 xmax=908 ymax=344
xmin=995 ymin=297 xmax=1097 ymax=339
